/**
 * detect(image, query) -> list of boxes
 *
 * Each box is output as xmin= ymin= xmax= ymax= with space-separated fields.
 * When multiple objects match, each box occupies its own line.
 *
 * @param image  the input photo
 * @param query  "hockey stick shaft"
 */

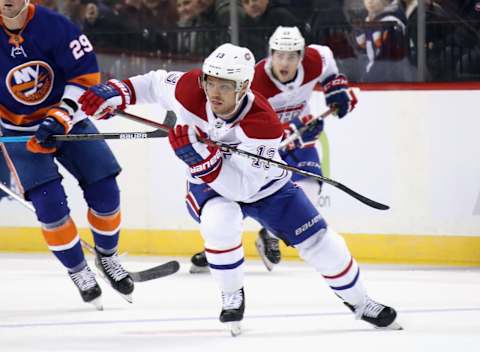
xmin=208 ymin=140 xmax=389 ymax=210
xmin=0 ymin=129 xmax=168 ymax=143
xmin=118 ymin=111 xmax=389 ymax=210
xmin=0 ymin=182 xmax=180 ymax=280
xmin=115 ymin=110 xmax=175 ymax=132
xmin=279 ymin=107 xmax=335 ymax=149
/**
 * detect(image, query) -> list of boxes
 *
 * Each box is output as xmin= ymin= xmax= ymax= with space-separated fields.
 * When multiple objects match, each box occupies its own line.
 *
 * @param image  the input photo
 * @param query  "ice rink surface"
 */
xmin=1 ymin=253 xmax=479 ymax=352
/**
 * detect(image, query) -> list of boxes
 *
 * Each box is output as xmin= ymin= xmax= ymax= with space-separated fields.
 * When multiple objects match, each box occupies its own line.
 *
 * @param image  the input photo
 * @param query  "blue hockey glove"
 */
xmin=27 ymin=107 xmax=73 ymax=154
xmin=322 ymin=74 xmax=357 ymax=118
xmin=284 ymin=114 xmax=324 ymax=149
xmin=169 ymin=125 xmax=223 ymax=183
xmin=79 ymin=79 xmax=132 ymax=119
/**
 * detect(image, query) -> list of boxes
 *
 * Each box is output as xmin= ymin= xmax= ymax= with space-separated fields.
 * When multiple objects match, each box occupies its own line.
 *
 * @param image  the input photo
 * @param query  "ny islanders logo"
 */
xmin=6 ymin=61 xmax=54 ymax=106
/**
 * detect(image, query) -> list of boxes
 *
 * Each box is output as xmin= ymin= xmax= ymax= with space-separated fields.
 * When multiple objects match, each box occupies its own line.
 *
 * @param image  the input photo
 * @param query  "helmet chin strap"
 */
xmin=1 ymin=0 xmax=29 ymax=21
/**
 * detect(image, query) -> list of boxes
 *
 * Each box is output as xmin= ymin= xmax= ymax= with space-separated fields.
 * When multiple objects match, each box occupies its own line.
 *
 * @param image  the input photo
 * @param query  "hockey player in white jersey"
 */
xmin=191 ymin=26 xmax=358 ymax=272
xmin=79 ymin=43 xmax=399 ymax=335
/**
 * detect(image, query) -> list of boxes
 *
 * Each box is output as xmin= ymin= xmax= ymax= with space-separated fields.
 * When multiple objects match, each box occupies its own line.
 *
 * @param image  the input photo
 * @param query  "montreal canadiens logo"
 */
xmin=6 ymin=61 xmax=54 ymax=106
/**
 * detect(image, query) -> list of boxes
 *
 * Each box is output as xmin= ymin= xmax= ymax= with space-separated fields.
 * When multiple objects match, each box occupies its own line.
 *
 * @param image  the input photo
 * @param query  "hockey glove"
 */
xmin=322 ymin=74 xmax=357 ymax=118
xmin=283 ymin=114 xmax=324 ymax=149
xmin=79 ymin=79 xmax=132 ymax=119
xmin=169 ymin=125 xmax=223 ymax=183
xmin=27 ymin=107 xmax=73 ymax=154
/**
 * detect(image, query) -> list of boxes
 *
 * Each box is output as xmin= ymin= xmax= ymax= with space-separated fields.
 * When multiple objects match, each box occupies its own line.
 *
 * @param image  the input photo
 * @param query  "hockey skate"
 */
xmin=255 ymin=228 xmax=281 ymax=271
xmin=220 ymin=288 xmax=245 ymax=337
xmin=94 ymin=248 xmax=134 ymax=303
xmin=68 ymin=265 xmax=103 ymax=310
xmin=345 ymin=297 xmax=402 ymax=330
xmin=189 ymin=251 xmax=210 ymax=274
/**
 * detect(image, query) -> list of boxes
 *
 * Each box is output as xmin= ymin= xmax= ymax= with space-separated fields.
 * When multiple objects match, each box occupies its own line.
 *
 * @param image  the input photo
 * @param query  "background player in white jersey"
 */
xmin=190 ymin=26 xmax=358 ymax=272
xmin=79 ymin=43 xmax=399 ymax=335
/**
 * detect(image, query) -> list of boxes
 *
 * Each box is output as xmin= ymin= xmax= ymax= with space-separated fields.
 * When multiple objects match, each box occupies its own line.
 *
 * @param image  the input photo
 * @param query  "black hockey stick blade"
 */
xmin=128 ymin=260 xmax=180 ymax=282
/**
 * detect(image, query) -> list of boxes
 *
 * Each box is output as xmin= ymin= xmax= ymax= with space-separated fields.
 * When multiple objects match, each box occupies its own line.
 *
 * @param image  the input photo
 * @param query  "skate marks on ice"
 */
xmin=1 ymin=254 xmax=480 ymax=351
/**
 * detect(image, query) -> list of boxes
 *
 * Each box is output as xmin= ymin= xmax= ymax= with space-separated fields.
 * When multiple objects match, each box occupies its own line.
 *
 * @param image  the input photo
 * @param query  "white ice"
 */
xmin=1 ymin=253 xmax=479 ymax=352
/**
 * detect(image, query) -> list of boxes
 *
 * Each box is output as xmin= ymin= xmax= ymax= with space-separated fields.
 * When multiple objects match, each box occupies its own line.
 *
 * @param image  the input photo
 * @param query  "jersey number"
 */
xmin=252 ymin=146 xmax=275 ymax=170
xmin=70 ymin=35 xmax=93 ymax=60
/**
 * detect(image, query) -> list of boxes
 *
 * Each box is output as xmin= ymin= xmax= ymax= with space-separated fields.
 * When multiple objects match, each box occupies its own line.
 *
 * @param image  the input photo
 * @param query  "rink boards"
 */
xmin=0 ymin=87 xmax=479 ymax=265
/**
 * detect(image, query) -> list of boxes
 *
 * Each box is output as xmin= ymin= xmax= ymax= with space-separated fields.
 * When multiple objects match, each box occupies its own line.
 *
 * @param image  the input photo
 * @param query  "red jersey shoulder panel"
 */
xmin=175 ymin=69 xmax=208 ymax=121
xmin=302 ymin=47 xmax=323 ymax=85
xmin=251 ymin=60 xmax=282 ymax=99
xmin=239 ymin=92 xmax=283 ymax=140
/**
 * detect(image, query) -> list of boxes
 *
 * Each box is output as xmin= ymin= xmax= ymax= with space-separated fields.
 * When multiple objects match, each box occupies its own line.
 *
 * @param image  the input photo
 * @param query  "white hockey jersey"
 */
xmin=251 ymin=45 xmax=339 ymax=123
xmin=127 ymin=68 xmax=290 ymax=203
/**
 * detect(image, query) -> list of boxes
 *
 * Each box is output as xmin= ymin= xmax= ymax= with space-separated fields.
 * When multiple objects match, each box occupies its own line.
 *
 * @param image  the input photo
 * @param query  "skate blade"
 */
xmin=89 ymin=297 xmax=103 ymax=311
xmin=376 ymin=321 xmax=403 ymax=330
xmin=255 ymin=239 xmax=274 ymax=272
xmin=229 ymin=321 xmax=242 ymax=337
xmin=189 ymin=264 xmax=210 ymax=274
xmin=120 ymin=293 xmax=133 ymax=304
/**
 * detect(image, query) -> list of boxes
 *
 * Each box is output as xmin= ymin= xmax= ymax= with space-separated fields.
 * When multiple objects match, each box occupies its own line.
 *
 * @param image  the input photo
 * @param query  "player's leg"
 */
xmin=29 ymin=179 xmax=103 ymax=309
xmin=200 ymin=197 xmax=245 ymax=334
xmin=254 ymin=147 xmax=323 ymax=271
xmin=1 ymin=130 xmax=102 ymax=308
xmin=249 ymin=181 xmax=400 ymax=329
xmin=56 ymin=119 xmax=133 ymax=302
xmin=185 ymin=182 xmax=220 ymax=274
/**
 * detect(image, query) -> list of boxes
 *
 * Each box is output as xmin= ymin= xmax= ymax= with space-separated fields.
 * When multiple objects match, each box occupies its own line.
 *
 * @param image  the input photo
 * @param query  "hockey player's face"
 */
xmin=204 ymin=76 xmax=237 ymax=116
xmin=271 ymin=50 xmax=301 ymax=83
xmin=0 ymin=0 xmax=27 ymax=18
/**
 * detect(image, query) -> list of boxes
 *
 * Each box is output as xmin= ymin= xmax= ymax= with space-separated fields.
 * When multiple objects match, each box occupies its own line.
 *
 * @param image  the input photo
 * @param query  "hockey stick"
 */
xmin=0 ymin=130 xmax=168 ymax=143
xmin=0 ymin=111 xmax=177 ymax=143
xmin=204 ymin=140 xmax=389 ymax=210
xmin=279 ymin=107 xmax=335 ymax=149
xmin=117 ymin=111 xmax=389 ymax=210
xmin=0 ymin=181 xmax=180 ymax=281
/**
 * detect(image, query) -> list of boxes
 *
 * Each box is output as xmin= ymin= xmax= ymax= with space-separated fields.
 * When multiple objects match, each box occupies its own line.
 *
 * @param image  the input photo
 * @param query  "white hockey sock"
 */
xmin=295 ymin=227 xmax=367 ymax=307
xmin=204 ymin=244 xmax=245 ymax=293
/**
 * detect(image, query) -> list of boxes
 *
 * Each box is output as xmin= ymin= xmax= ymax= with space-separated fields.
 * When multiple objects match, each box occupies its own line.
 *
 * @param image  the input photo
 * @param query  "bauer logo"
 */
xmin=295 ymin=214 xmax=323 ymax=236
xmin=6 ymin=61 xmax=54 ymax=106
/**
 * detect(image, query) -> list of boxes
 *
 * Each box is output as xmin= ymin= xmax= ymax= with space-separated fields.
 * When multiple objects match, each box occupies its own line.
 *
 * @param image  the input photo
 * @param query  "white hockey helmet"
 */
xmin=202 ymin=43 xmax=255 ymax=92
xmin=269 ymin=26 xmax=305 ymax=56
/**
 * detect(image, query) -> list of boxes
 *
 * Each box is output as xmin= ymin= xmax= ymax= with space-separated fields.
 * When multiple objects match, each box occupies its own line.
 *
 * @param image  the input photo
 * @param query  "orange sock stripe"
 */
xmin=87 ymin=209 xmax=121 ymax=233
xmin=42 ymin=218 xmax=78 ymax=247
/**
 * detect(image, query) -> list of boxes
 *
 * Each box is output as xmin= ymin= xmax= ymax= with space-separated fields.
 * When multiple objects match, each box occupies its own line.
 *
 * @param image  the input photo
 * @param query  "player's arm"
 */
xmin=28 ymin=18 xmax=99 ymax=154
xmin=309 ymin=44 xmax=357 ymax=118
xmin=169 ymin=115 xmax=284 ymax=202
xmin=79 ymin=70 xmax=181 ymax=119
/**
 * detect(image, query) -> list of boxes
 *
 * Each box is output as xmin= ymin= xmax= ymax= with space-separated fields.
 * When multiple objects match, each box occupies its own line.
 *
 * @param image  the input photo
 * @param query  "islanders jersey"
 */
xmin=0 ymin=5 xmax=100 ymax=131
xmin=251 ymin=45 xmax=339 ymax=124
xmin=125 ymin=68 xmax=291 ymax=203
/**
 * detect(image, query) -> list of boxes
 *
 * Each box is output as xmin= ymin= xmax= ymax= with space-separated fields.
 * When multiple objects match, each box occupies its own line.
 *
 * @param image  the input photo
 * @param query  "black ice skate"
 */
xmin=220 ymin=287 xmax=245 ymax=337
xmin=189 ymin=251 xmax=210 ymax=274
xmin=95 ymin=248 xmax=134 ymax=303
xmin=255 ymin=228 xmax=281 ymax=271
xmin=344 ymin=297 xmax=402 ymax=330
xmin=68 ymin=265 xmax=103 ymax=310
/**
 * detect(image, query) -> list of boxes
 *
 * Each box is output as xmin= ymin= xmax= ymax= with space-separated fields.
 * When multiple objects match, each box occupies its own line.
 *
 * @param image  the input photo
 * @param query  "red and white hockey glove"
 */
xmin=79 ymin=79 xmax=132 ymax=119
xmin=27 ymin=107 xmax=73 ymax=154
xmin=169 ymin=125 xmax=223 ymax=183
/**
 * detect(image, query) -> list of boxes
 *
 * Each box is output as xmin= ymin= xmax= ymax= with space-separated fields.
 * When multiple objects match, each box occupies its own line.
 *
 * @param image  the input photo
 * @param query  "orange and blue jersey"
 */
xmin=0 ymin=4 xmax=100 ymax=128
